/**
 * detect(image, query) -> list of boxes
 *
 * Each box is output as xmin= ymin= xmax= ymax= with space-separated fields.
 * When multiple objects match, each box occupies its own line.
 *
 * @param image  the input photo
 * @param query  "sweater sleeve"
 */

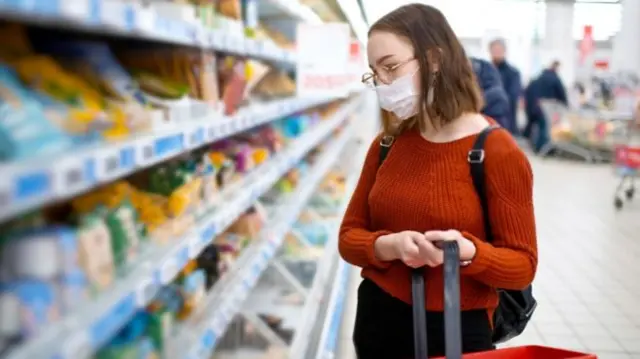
xmin=460 ymin=140 xmax=538 ymax=290
xmin=338 ymin=135 xmax=393 ymax=269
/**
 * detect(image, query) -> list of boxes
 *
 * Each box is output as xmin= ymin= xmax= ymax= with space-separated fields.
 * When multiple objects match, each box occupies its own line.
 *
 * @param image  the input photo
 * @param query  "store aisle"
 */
xmin=336 ymin=156 xmax=640 ymax=359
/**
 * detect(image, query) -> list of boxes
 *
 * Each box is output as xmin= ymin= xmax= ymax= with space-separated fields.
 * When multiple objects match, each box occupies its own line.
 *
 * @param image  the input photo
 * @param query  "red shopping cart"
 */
xmin=411 ymin=241 xmax=597 ymax=359
xmin=613 ymin=145 xmax=640 ymax=209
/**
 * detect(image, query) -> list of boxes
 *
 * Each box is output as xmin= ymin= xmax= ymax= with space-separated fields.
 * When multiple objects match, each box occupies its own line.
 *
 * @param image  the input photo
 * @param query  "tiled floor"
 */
xmin=336 ymin=155 xmax=640 ymax=359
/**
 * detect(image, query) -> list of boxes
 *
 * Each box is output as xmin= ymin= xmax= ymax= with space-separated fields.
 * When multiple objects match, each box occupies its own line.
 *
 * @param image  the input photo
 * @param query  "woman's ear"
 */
xmin=426 ymin=48 xmax=443 ymax=73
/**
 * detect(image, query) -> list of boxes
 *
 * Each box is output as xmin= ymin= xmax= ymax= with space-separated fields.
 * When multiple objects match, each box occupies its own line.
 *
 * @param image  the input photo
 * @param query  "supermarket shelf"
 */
xmin=0 ymin=0 xmax=298 ymax=64
xmin=290 ymin=143 xmax=363 ymax=359
xmin=314 ymin=259 xmax=350 ymax=359
xmin=4 ymin=98 xmax=360 ymax=359
xmin=174 ymin=120 xmax=355 ymax=359
xmin=0 ymin=94 xmax=355 ymax=223
xmin=296 ymin=139 xmax=365 ymax=359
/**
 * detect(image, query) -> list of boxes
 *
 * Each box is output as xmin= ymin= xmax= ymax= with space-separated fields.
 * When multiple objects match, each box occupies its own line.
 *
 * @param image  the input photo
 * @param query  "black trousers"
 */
xmin=354 ymin=279 xmax=494 ymax=359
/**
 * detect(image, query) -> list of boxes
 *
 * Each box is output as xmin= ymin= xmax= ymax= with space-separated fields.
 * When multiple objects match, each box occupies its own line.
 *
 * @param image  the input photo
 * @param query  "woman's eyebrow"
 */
xmin=375 ymin=54 xmax=395 ymax=66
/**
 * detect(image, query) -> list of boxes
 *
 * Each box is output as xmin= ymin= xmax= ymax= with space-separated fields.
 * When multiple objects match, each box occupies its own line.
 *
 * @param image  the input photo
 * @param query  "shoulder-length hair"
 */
xmin=369 ymin=3 xmax=484 ymax=136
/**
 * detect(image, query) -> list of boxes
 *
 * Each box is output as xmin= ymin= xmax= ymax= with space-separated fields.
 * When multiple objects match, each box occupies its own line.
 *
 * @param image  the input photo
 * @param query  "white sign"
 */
xmin=296 ymin=23 xmax=351 ymax=97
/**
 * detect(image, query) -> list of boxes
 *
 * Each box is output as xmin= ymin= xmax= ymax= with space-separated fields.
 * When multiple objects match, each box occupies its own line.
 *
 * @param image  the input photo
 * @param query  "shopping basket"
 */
xmin=411 ymin=241 xmax=597 ymax=359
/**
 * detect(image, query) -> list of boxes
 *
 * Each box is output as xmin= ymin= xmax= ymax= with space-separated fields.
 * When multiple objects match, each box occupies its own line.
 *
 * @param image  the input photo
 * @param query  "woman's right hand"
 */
xmin=374 ymin=231 xmax=437 ymax=268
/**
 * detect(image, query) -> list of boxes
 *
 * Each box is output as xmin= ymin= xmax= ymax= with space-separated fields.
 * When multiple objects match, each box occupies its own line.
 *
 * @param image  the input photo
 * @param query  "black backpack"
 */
xmin=377 ymin=126 xmax=537 ymax=344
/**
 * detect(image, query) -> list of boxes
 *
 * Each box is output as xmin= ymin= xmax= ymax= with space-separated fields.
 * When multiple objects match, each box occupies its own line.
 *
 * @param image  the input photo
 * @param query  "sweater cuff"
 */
xmin=366 ymin=230 xmax=394 ymax=269
xmin=460 ymin=231 xmax=494 ymax=277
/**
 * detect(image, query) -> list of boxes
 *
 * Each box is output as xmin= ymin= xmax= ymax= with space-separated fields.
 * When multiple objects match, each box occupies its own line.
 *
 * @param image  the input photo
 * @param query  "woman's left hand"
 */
xmin=423 ymin=230 xmax=476 ymax=263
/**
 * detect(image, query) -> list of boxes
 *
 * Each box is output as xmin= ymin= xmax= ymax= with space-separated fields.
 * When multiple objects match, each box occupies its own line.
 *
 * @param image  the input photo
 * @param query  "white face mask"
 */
xmin=375 ymin=70 xmax=419 ymax=120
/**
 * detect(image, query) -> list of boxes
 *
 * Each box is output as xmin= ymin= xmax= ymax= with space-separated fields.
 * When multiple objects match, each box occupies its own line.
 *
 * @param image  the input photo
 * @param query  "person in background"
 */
xmin=489 ymin=38 xmax=521 ymax=135
xmin=470 ymin=57 xmax=511 ymax=130
xmin=523 ymin=60 xmax=568 ymax=153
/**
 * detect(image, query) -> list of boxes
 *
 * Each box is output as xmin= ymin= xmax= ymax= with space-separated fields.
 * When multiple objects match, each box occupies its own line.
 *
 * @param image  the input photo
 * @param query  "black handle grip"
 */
xmin=442 ymin=241 xmax=462 ymax=359
xmin=412 ymin=267 xmax=428 ymax=359
xmin=411 ymin=241 xmax=462 ymax=359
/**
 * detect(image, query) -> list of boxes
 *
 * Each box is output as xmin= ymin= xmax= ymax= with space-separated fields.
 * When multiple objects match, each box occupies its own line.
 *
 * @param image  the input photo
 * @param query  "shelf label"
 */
xmin=201 ymin=329 xmax=216 ymax=351
xmin=187 ymin=126 xmax=205 ymax=148
xmin=100 ymin=0 xmax=128 ymax=29
xmin=135 ymin=138 xmax=155 ymax=165
xmin=90 ymin=294 xmax=136 ymax=348
xmin=0 ymin=175 xmax=11 ymax=212
xmin=53 ymin=156 xmax=87 ymax=196
xmin=135 ymin=275 xmax=159 ymax=307
xmin=210 ymin=31 xmax=224 ymax=49
xmin=59 ymin=0 xmax=91 ymax=20
xmin=206 ymin=124 xmax=218 ymax=141
xmin=60 ymin=331 xmax=91 ymax=359
xmin=95 ymin=148 xmax=121 ymax=180
xmin=159 ymin=256 xmax=178 ymax=284
xmin=188 ymin=234 xmax=203 ymax=258
xmin=134 ymin=7 xmax=155 ymax=32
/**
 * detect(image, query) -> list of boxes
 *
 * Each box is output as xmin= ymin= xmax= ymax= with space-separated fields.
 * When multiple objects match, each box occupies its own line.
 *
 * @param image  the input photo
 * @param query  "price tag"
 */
xmin=134 ymin=8 xmax=155 ymax=33
xmin=211 ymin=311 xmax=225 ymax=334
xmin=53 ymin=156 xmax=86 ymax=196
xmin=224 ymin=35 xmax=236 ymax=53
xmin=95 ymin=148 xmax=121 ymax=180
xmin=135 ymin=276 xmax=158 ymax=307
xmin=60 ymin=331 xmax=92 ymax=359
xmin=211 ymin=31 xmax=224 ymax=49
xmin=188 ymin=126 xmax=205 ymax=148
xmin=135 ymin=139 xmax=155 ymax=166
xmin=206 ymin=124 xmax=217 ymax=141
xmin=188 ymin=234 xmax=202 ymax=258
xmin=201 ymin=328 xmax=216 ymax=351
xmin=159 ymin=256 xmax=179 ymax=284
xmin=101 ymin=1 xmax=127 ymax=28
xmin=60 ymin=0 xmax=90 ymax=20
xmin=0 ymin=175 xmax=11 ymax=212
xmin=217 ymin=122 xmax=228 ymax=138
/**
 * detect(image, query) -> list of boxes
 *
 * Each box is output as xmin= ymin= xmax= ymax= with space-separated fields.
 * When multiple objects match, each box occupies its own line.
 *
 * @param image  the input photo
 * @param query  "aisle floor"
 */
xmin=336 ymin=155 xmax=640 ymax=359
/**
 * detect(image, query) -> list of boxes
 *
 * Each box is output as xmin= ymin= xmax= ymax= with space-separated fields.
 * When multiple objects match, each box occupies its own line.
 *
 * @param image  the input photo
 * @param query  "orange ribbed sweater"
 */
xmin=339 ymin=128 xmax=537 ymax=312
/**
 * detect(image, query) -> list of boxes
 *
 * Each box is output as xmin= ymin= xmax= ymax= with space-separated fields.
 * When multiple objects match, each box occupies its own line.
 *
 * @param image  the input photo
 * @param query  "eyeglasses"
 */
xmin=362 ymin=58 xmax=416 ymax=87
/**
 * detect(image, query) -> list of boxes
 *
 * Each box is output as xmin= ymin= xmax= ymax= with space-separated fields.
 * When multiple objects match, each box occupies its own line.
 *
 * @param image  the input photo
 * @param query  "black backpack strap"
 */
xmin=468 ymin=125 xmax=500 ymax=242
xmin=379 ymin=135 xmax=394 ymax=165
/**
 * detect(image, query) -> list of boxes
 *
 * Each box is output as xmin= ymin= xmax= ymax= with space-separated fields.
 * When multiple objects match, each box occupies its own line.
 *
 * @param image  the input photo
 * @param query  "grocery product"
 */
xmin=76 ymin=213 xmax=116 ymax=294
xmin=0 ymin=64 xmax=74 ymax=161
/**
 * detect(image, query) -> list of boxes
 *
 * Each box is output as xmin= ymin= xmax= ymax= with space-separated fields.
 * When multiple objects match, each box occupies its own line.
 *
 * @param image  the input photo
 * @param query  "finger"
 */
xmin=415 ymin=238 xmax=436 ymax=252
xmin=442 ymin=230 xmax=461 ymax=241
xmin=406 ymin=243 xmax=420 ymax=258
xmin=423 ymin=230 xmax=447 ymax=241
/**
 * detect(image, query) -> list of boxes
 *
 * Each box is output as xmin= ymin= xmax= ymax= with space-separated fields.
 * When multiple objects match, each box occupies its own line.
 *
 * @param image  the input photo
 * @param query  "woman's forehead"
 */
xmin=367 ymin=31 xmax=413 ymax=65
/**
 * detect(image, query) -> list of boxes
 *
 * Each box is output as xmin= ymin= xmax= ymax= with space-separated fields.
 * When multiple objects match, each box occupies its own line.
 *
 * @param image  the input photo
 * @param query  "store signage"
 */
xmin=296 ymin=23 xmax=351 ymax=97
xmin=579 ymin=25 xmax=594 ymax=65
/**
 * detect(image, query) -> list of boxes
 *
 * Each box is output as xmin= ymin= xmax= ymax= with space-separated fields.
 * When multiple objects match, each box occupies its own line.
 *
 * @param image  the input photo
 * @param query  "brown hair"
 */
xmin=369 ymin=3 xmax=484 ymax=135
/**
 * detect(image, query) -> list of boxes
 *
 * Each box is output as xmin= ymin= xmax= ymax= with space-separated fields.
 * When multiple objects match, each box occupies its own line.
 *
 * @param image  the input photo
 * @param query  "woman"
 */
xmin=338 ymin=4 xmax=537 ymax=358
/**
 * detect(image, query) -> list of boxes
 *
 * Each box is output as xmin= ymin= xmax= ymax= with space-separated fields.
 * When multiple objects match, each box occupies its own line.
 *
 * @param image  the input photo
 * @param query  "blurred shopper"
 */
xmin=340 ymin=3 xmax=537 ymax=358
xmin=523 ymin=61 xmax=568 ymax=153
xmin=489 ymin=38 xmax=522 ymax=135
xmin=470 ymin=57 xmax=511 ymax=131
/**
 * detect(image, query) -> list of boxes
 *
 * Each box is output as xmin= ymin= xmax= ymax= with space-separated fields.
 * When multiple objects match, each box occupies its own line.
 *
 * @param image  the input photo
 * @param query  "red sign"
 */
xmin=579 ymin=25 xmax=594 ymax=65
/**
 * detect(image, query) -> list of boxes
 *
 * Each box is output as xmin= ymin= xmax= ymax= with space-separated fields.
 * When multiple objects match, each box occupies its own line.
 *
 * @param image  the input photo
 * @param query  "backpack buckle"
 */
xmin=380 ymin=136 xmax=395 ymax=147
xmin=468 ymin=149 xmax=485 ymax=163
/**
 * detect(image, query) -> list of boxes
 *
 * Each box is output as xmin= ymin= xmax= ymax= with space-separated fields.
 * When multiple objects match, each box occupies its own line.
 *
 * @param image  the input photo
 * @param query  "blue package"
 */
xmin=0 ymin=280 xmax=60 ymax=338
xmin=0 ymin=64 xmax=73 ymax=161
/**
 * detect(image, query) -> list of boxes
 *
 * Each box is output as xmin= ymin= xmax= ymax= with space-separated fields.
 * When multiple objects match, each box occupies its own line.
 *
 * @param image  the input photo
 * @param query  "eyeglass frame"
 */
xmin=361 ymin=57 xmax=416 ymax=86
